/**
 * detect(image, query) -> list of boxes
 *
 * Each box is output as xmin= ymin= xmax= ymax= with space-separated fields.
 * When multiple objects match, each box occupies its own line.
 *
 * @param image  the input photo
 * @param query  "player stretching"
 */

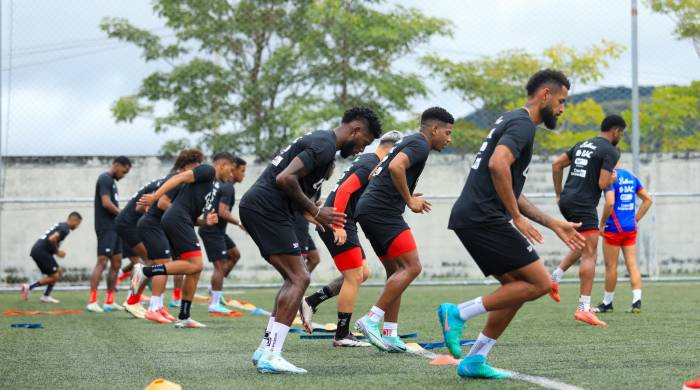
xmin=200 ymin=156 xmax=247 ymax=313
xmin=438 ymin=70 xmax=585 ymax=379
xmin=301 ymin=131 xmax=402 ymax=346
xmin=242 ymin=107 xmax=380 ymax=374
xmin=593 ymin=162 xmax=652 ymax=314
xmin=355 ymin=107 xmax=453 ymax=353
xmin=87 ymin=156 xmax=131 ymax=313
xmin=22 ymin=212 xmax=83 ymax=303
xmin=550 ymin=115 xmax=624 ymax=326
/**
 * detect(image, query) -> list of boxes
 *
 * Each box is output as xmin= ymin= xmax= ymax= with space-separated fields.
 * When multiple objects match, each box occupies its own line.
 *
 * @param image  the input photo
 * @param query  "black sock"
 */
xmin=29 ymin=281 xmax=41 ymax=290
xmin=178 ymin=300 xmax=192 ymax=320
xmin=335 ymin=312 xmax=352 ymax=339
xmin=306 ymin=286 xmax=335 ymax=309
xmin=44 ymin=284 xmax=55 ymax=296
xmin=143 ymin=264 xmax=167 ymax=278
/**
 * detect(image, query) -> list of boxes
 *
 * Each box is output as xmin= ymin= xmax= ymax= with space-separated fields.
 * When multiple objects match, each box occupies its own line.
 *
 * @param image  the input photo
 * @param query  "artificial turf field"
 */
xmin=1 ymin=282 xmax=698 ymax=390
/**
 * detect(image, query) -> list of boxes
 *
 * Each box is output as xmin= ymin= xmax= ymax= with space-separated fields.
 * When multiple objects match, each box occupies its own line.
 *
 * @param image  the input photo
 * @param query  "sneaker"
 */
xmin=21 ymin=284 xmax=30 ymax=301
xmin=626 ymin=300 xmax=642 ymax=314
xmin=457 ymin=354 xmax=512 ymax=379
xmin=256 ymin=351 xmax=307 ymax=374
xmin=355 ymin=315 xmax=388 ymax=351
xmin=299 ymin=297 xmax=315 ymax=334
xmin=158 ymin=307 xmax=176 ymax=321
xmin=130 ymin=264 xmax=148 ymax=296
xmin=208 ymin=303 xmax=232 ymax=314
xmin=574 ymin=309 xmax=607 ymax=326
xmin=86 ymin=302 xmax=104 ymax=313
xmin=684 ymin=376 xmax=700 ymax=390
xmin=593 ymin=302 xmax=614 ymax=313
xmin=174 ymin=318 xmax=207 ymax=328
xmin=103 ymin=302 xmax=125 ymax=312
xmin=437 ymin=303 xmax=466 ymax=358
xmin=382 ymin=335 xmax=407 ymax=353
xmin=333 ymin=334 xmax=371 ymax=347
xmin=168 ymin=299 xmax=181 ymax=308
xmin=252 ymin=347 xmax=265 ymax=366
xmin=549 ymin=282 xmax=561 ymax=302
xmin=124 ymin=302 xmax=146 ymax=319
xmin=40 ymin=295 xmax=60 ymax=304
xmin=144 ymin=310 xmax=172 ymax=324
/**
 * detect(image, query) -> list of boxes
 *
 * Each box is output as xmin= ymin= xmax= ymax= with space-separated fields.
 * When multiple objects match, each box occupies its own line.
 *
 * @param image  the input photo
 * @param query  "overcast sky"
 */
xmin=1 ymin=0 xmax=698 ymax=156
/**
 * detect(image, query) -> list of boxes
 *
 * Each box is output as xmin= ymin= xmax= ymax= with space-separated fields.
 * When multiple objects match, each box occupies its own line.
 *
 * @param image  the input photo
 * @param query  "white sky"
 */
xmin=1 ymin=0 xmax=698 ymax=156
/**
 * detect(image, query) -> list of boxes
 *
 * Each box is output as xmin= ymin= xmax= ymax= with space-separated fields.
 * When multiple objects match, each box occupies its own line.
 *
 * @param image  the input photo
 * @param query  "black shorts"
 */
xmin=30 ymin=245 xmax=59 ymax=275
xmin=137 ymin=214 xmax=172 ymax=261
xmin=199 ymin=230 xmax=236 ymax=262
xmin=293 ymin=214 xmax=317 ymax=254
xmin=357 ymin=212 xmax=409 ymax=259
xmin=116 ymin=220 xmax=142 ymax=248
xmin=559 ymin=204 xmax=599 ymax=233
xmin=161 ymin=213 xmax=201 ymax=259
xmin=96 ymin=229 xmax=123 ymax=257
xmin=240 ymin=207 xmax=301 ymax=261
xmin=317 ymin=226 xmax=364 ymax=258
xmin=453 ymin=223 xmax=539 ymax=277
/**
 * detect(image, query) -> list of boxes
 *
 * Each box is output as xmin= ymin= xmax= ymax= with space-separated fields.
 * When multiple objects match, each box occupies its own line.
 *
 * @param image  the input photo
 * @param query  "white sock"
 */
xmin=468 ymin=332 xmax=497 ymax=358
xmin=578 ymin=295 xmax=591 ymax=311
xmin=157 ymin=295 xmax=165 ymax=310
xmin=458 ymin=296 xmax=487 ymax=321
xmin=367 ymin=306 xmax=385 ymax=322
xmin=551 ymin=267 xmax=564 ymax=283
xmin=382 ymin=322 xmax=398 ymax=337
xmin=270 ymin=322 xmax=290 ymax=354
xmin=148 ymin=295 xmax=161 ymax=312
xmin=260 ymin=316 xmax=275 ymax=350
xmin=632 ymin=289 xmax=642 ymax=303
xmin=210 ymin=291 xmax=222 ymax=307
xmin=603 ymin=291 xmax=615 ymax=305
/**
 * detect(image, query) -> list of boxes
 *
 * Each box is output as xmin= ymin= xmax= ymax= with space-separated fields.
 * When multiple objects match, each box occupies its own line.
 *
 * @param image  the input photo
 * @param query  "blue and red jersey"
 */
xmin=604 ymin=168 xmax=644 ymax=233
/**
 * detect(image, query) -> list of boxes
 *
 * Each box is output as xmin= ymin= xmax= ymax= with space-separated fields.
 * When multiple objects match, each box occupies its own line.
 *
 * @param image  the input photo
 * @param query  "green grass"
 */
xmin=0 ymin=283 xmax=698 ymax=390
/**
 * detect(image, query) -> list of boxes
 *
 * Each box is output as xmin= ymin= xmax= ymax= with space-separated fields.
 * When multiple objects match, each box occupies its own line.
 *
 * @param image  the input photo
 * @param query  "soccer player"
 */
xmin=132 ymin=152 xmax=237 ymax=328
xmin=354 ymin=107 xmax=453 ymax=353
xmin=437 ymin=70 xmax=586 ymax=379
xmin=550 ymin=115 xmax=624 ymax=326
xmin=242 ymin=107 xmax=381 ymax=374
xmin=87 ymin=156 xmax=131 ymax=313
xmin=21 ymin=212 xmax=82 ymax=303
xmin=301 ymin=130 xmax=402 ymax=346
xmin=199 ymin=156 xmax=247 ymax=313
xmin=594 ymin=162 xmax=652 ymax=314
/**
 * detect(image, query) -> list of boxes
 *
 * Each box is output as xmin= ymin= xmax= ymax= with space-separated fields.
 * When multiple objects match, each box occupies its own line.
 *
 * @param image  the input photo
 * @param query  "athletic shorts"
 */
xmin=30 ymin=245 xmax=59 ymax=275
xmin=604 ymin=230 xmax=637 ymax=247
xmin=116 ymin=220 xmax=142 ymax=248
xmin=96 ymin=229 xmax=123 ymax=257
xmin=240 ymin=207 xmax=301 ymax=261
xmin=559 ymin=204 xmax=599 ymax=233
xmin=136 ymin=214 xmax=172 ymax=261
xmin=161 ymin=213 xmax=202 ymax=260
xmin=452 ymin=223 xmax=540 ymax=277
xmin=199 ymin=230 xmax=236 ymax=262
xmin=293 ymin=215 xmax=317 ymax=254
xmin=357 ymin=213 xmax=416 ymax=260
xmin=317 ymin=227 xmax=366 ymax=271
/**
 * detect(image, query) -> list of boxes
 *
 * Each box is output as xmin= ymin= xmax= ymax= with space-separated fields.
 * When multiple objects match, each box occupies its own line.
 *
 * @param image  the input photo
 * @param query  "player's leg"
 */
xmin=333 ymin=259 xmax=370 ymax=346
xmin=87 ymin=255 xmax=108 ymax=312
xmin=305 ymin=249 xmax=320 ymax=273
xmin=224 ymin=246 xmax=241 ymax=277
xmin=176 ymin=254 xmax=205 ymax=326
xmin=209 ymin=258 xmax=231 ymax=313
xmin=549 ymin=248 xmax=581 ymax=302
xmin=575 ymin=232 xmax=607 ymax=325
xmin=622 ymin=240 xmax=642 ymax=313
xmin=302 ymin=276 xmax=343 ymax=331
xmin=169 ymin=275 xmax=183 ymax=307
xmin=104 ymin=251 xmax=123 ymax=311
xmin=595 ymin=238 xmax=621 ymax=313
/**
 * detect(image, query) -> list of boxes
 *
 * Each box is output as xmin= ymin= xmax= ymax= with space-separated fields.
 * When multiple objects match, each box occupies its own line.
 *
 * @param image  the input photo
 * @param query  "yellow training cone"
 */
xmin=145 ymin=378 xmax=182 ymax=390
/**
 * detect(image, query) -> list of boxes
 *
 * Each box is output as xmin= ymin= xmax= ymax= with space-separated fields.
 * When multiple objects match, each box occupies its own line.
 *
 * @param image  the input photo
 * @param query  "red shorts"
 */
xmin=603 ymin=231 xmax=637 ymax=247
xmin=379 ymin=229 xmax=417 ymax=261
xmin=333 ymin=247 xmax=365 ymax=271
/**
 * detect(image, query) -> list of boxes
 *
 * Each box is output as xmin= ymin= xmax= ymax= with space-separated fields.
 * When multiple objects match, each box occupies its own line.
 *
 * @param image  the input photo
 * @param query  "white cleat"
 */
xmin=333 ymin=334 xmax=372 ymax=347
xmin=174 ymin=318 xmax=207 ymax=328
xmin=124 ymin=302 xmax=146 ymax=319
xmin=256 ymin=351 xmax=307 ymax=374
xmin=103 ymin=302 xmax=125 ymax=312
xmin=252 ymin=347 xmax=265 ymax=367
xmin=40 ymin=295 xmax=60 ymax=304
xmin=130 ymin=264 xmax=148 ymax=296
xmin=299 ymin=298 xmax=315 ymax=333
xmin=86 ymin=302 xmax=104 ymax=313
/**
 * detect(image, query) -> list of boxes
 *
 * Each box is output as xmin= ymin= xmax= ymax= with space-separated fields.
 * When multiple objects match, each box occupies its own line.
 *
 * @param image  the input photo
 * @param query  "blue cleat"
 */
xmin=382 ymin=335 xmax=407 ymax=353
xmin=168 ymin=299 xmax=181 ymax=308
xmin=355 ymin=315 xmax=388 ymax=351
xmin=208 ymin=303 xmax=231 ymax=314
xmin=437 ymin=303 xmax=466 ymax=358
xmin=457 ymin=355 xmax=512 ymax=379
xmin=256 ymin=351 xmax=307 ymax=374
xmin=252 ymin=347 xmax=265 ymax=367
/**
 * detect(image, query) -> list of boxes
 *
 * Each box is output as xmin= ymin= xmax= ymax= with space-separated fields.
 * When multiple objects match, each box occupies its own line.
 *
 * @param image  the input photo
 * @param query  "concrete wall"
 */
xmin=1 ymin=153 xmax=699 ymax=285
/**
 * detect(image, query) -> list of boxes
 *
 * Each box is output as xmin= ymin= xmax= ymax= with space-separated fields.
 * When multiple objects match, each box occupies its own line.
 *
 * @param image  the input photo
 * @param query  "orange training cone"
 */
xmin=144 ymin=378 xmax=182 ymax=390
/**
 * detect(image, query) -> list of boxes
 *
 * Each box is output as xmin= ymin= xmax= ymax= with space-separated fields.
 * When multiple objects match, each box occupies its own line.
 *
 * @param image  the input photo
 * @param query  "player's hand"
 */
xmin=206 ymin=211 xmax=218 ymax=225
xmin=314 ymin=207 xmax=346 ymax=232
xmin=551 ymin=219 xmax=586 ymax=251
xmin=408 ymin=193 xmax=432 ymax=214
xmin=236 ymin=221 xmax=246 ymax=232
xmin=56 ymin=250 xmax=66 ymax=258
xmin=138 ymin=193 xmax=156 ymax=207
xmin=513 ymin=215 xmax=544 ymax=245
xmin=598 ymin=224 xmax=606 ymax=237
xmin=333 ymin=227 xmax=347 ymax=245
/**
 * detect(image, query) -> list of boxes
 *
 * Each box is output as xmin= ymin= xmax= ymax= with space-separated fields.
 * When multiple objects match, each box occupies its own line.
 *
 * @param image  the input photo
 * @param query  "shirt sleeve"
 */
xmin=219 ymin=183 xmax=234 ymax=206
xmin=332 ymin=173 xmax=363 ymax=227
xmin=565 ymin=144 xmax=576 ymax=161
xmin=193 ymin=164 xmax=216 ymax=183
xmin=601 ymin=146 xmax=620 ymax=172
xmin=498 ymin=119 xmax=534 ymax=160
xmin=59 ymin=224 xmax=70 ymax=240
xmin=97 ymin=174 xmax=113 ymax=198
xmin=296 ymin=139 xmax=335 ymax=176
xmin=636 ymin=176 xmax=644 ymax=191
xmin=401 ymin=139 xmax=430 ymax=167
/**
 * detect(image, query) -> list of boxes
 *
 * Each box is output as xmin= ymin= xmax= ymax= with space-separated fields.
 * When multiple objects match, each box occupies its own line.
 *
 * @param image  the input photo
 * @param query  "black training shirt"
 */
xmin=560 ymin=136 xmax=620 ymax=210
xmin=118 ymin=172 xmax=175 ymax=226
xmin=34 ymin=222 xmax=71 ymax=254
xmin=165 ymin=164 xmax=218 ymax=224
xmin=94 ymin=172 xmax=119 ymax=232
xmin=324 ymin=152 xmax=379 ymax=230
xmin=199 ymin=181 xmax=235 ymax=234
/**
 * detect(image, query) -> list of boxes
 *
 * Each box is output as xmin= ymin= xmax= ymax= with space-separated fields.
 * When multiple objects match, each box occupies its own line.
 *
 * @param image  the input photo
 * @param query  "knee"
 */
xmin=532 ymin=279 xmax=551 ymax=298
xmin=191 ymin=261 xmax=204 ymax=274
xmin=346 ymin=269 xmax=365 ymax=286
xmin=361 ymin=266 xmax=370 ymax=283
xmin=406 ymin=262 xmax=422 ymax=279
xmin=294 ymin=270 xmax=311 ymax=288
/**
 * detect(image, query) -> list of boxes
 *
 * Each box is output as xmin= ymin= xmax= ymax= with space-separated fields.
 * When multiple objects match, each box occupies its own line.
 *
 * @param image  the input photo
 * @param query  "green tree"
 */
xmin=647 ymin=0 xmax=700 ymax=58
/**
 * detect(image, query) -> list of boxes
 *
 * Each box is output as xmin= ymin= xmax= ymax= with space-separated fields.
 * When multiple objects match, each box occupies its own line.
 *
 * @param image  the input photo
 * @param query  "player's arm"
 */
xmin=139 ymin=171 xmax=195 ymax=207
xmin=599 ymin=190 xmax=615 ymax=232
xmin=46 ymin=232 xmax=62 ymax=254
xmin=194 ymin=212 xmax=218 ymax=226
xmin=100 ymin=194 xmax=120 ymax=216
xmin=517 ymin=193 xmax=586 ymax=251
xmin=333 ymin=173 xmax=362 ymax=226
xmin=388 ymin=152 xmax=431 ymax=213
xmin=551 ymin=153 xmax=571 ymax=203
xmin=635 ymin=188 xmax=653 ymax=222
xmin=217 ymin=201 xmax=241 ymax=227
xmin=599 ymin=169 xmax=616 ymax=190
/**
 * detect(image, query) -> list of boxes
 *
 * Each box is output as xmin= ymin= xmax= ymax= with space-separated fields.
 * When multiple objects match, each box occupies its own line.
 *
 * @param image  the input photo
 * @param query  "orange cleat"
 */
xmin=574 ymin=309 xmax=607 ymax=326
xmin=684 ymin=376 xmax=700 ymax=390
xmin=145 ymin=310 xmax=173 ymax=324
xmin=158 ymin=307 xmax=176 ymax=322
xmin=549 ymin=282 xmax=561 ymax=302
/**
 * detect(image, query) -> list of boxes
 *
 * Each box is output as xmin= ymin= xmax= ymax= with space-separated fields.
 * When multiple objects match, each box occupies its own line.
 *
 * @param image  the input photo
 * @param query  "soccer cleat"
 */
xmin=103 ymin=302 xmax=125 ymax=312
xmin=256 ymin=351 xmax=307 ymax=374
xmin=626 ymin=300 xmax=642 ymax=314
xmin=208 ymin=303 xmax=232 ymax=314
xmin=382 ymin=335 xmax=407 ymax=353
xmin=252 ymin=347 xmax=265 ymax=366
xmin=333 ymin=334 xmax=372 ymax=347
xmin=574 ymin=309 xmax=607 ymax=326
xmin=40 ymin=295 xmax=60 ymax=304
xmin=684 ymin=376 xmax=700 ymax=390
xmin=174 ymin=318 xmax=207 ymax=328
xmin=355 ymin=315 xmax=388 ymax=351
xmin=168 ymin=299 xmax=181 ymax=308
xmin=593 ymin=302 xmax=614 ymax=313
xmin=144 ymin=310 xmax=172 ymax=324
xmin=299 ymin=297 xmax=315 ymax=334
xmin=21 ymin=284 xmax=30 ymax=301
xmin=158 ymin=307 xmax=176 ymax=322
xmin=86 ymin=302 xmax=105 ymax=313
xmin=549 ymin=282 xmax=561 ymax=302
xmin=124 ymin=302 xmax=146 ymax=319
xmin=437 ymin=303 xmax=466 ymax=358
xmin=130 ymin=264 xmax=148 ymax=296
xmin=457 ymin=354 xmax=513 ymax=379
